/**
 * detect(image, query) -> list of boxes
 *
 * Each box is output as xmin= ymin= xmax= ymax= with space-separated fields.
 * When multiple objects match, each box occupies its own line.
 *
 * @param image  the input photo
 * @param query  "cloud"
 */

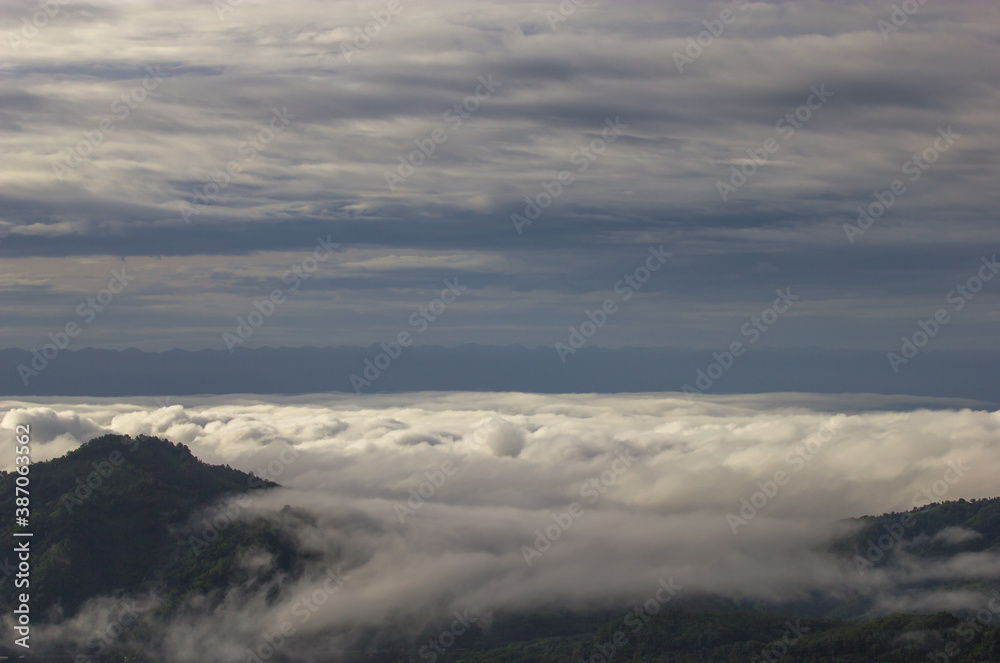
xmin=930 ymin=526 xmax=983 ymax=546
xmin=4 ymin=392 xmax=1000 ymax=660
xmin=484 ymin=419 xmax=525 ymax=457
xmin=0 ymin=406 xmax=106 ymax=465
xmin=1 ymin=1 xmax=998 ymax=351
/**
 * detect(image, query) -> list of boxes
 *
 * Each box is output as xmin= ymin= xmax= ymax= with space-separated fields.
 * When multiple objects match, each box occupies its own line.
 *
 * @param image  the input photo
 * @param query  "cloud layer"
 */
xmin=3 ymin=392 xmax=1000 ymax=659
xmin=2 ymin=0 xmax=999 ymax=351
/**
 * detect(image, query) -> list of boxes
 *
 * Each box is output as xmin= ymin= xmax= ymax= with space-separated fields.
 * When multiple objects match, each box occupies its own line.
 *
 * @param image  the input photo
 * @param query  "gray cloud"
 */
xmin=1 ymin=0 xmax=998 ymax=351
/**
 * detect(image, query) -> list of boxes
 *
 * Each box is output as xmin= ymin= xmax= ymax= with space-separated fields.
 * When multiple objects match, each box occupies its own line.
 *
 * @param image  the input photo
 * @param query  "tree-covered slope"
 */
xmin=0 ymin=434 xmax=290 ymax=617
xmin=418 ymin=609 xmax=1000 ymax=663
xmin=831 ymin=495 xmax=1000 ymax=587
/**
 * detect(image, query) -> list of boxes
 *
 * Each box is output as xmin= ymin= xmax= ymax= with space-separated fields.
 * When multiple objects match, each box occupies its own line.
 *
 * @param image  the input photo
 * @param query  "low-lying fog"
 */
xmin=3 ymin=392 xmax=998 ymax=660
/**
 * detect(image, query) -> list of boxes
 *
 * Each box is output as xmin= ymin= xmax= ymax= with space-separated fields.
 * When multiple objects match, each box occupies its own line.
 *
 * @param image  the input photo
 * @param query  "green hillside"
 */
xmin=0 ymin=434 xmax=297 ymax=617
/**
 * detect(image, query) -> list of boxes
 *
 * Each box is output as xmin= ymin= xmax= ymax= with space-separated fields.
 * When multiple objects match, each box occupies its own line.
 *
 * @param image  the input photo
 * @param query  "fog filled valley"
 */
xmin=5 ymin=0 xmax=1000 ymax=658
xmin=1 ymin=393 xmax=998 ymax=661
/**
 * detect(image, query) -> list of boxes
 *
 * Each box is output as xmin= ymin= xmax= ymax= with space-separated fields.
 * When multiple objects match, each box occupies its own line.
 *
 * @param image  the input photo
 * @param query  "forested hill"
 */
xmin=0 ymin=434 xmax=288 ymax=617
xmin=838 ymin=494 xmax=1000 ymax=564
xmin=416 ymin=609 xmax=1000 ymax=663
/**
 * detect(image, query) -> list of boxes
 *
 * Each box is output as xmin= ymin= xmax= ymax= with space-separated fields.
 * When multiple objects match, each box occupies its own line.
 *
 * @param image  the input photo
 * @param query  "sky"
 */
xmin=4 ymin=392 xmax=1000 ymax=659
xmin=2 ymin=0 xmax=999 ymax=355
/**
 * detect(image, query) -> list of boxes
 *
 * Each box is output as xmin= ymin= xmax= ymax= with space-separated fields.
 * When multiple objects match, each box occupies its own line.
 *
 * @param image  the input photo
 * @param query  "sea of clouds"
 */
xmin=2 ymin=392 xmax=999 ymax=660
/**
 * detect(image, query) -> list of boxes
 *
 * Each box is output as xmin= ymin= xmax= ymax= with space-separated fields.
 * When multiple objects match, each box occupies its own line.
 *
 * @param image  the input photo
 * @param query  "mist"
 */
xmin=2 ymin=392 xmax=999 ymax=659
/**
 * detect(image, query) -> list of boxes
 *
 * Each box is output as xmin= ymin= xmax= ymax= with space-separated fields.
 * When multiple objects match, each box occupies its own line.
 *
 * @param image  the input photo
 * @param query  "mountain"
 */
xmin=413 ymin=609 xmax=1000 ymax=663
xmin=0 ymin=434 xmax=300 ymax=618
xmin=2 ymin=346 xmax=999 ymax=405
xmin=838 ymin=495 xmax=1000 ymax=567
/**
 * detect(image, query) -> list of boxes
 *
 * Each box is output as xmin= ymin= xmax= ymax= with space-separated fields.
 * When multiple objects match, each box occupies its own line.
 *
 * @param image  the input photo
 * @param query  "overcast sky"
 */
xmin=2 ymin=0 xmax=998 ymax=353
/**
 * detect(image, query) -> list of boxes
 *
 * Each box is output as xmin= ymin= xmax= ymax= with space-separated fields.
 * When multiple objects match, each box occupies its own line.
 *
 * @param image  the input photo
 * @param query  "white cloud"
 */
xmin=4 ymin=391 xmax=999 ymax=659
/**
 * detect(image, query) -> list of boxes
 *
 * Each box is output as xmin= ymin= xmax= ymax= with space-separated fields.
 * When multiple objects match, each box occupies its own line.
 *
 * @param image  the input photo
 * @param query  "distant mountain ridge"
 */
xmin=2 ymin=345 xmax=1000 ymax=403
